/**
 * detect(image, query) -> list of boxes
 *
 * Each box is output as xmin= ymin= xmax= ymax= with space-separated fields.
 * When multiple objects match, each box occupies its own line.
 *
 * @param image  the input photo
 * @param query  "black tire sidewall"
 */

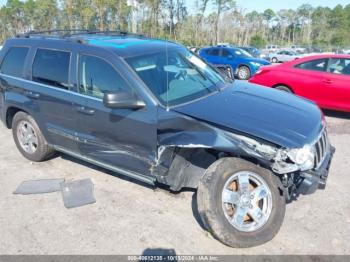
xmin=197 ymin=158 xmax=286 ymax=248
xmin=12 ymin=112 xmax=51 ymax=162
xmin=275 ymin=85 xmax=292 ymax=93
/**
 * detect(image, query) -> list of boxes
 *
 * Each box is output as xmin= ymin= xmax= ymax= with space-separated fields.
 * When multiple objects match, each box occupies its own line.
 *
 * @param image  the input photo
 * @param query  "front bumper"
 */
xmin=298 ymin=145 xmax=336 ymax=195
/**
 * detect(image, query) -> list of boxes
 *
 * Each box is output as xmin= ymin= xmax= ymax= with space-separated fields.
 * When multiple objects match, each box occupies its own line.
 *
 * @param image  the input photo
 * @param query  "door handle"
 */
xmin=76 ymin=106 xmax=95 ymax=115
xmin=322 ymin=79 xmax=333 ymax=84
xmin=25 ymin=91 xmax=40 ymax=99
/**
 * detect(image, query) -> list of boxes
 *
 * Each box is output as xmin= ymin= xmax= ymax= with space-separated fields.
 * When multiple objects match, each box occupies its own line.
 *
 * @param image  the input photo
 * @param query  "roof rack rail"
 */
xmin=17 ymin=29 xmax=91 ymax=38
xmin=83 ymin=30 xmax=144 ymax=37
xmin=17 ymin=29 xmax=145 ymax=39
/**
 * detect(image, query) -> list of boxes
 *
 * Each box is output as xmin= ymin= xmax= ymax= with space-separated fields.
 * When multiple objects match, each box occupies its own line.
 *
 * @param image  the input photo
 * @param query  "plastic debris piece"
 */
xmin=60 ymin=179 xmax=96 ymax=208
xmin=14 ymin=179 xmax=65 ymax=195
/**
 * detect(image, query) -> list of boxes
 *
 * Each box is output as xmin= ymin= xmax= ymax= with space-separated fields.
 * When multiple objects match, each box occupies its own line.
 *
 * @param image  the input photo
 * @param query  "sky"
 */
xmin=234 ymin=0 xmax=349 ymax=12
xmin=0 ymin=0 xmax=349 ymax=12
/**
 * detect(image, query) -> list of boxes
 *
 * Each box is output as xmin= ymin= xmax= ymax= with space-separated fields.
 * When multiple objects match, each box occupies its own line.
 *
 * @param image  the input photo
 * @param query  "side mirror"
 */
xmin=103 ymin=91 xmax=146 ymax=110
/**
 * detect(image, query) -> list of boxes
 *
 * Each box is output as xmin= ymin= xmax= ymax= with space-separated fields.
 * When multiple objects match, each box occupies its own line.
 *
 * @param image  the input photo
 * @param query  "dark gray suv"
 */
xmin=0 ymin=31 xmax=335 ymax=248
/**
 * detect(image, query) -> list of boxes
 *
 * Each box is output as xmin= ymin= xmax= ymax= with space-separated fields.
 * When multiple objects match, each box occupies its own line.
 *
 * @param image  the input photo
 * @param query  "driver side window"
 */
xmin=78 ymin=55 xmax=129 ymax=99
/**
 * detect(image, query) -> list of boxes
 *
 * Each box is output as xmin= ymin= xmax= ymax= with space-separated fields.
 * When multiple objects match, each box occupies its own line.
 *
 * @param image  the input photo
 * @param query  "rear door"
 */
xmin=324 ymin=58 xmax=350 ymax=111
xmin=73 ymin=50 xmax=157 ymax=177
xmin=0 ymin=46 xmax=30 ymax=122
xmin=204 ymin=48 xmax=222 ymax=65
xmin=292 ymin=58 xmax=329 ymax=106
xmin=28 ymin=47 xmax=79 ymax=152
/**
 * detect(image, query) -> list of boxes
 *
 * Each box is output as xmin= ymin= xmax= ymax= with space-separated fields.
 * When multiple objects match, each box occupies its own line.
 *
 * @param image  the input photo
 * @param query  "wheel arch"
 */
xmin=272 ymin=83 xmax=294 ymax=93
xmin=237 ymin=63 xmax=252 ymax=72
xmin=5 ymin=106 xmax=29 ymax=129
xmin=157 ymin=146 xmax=276 ymax=192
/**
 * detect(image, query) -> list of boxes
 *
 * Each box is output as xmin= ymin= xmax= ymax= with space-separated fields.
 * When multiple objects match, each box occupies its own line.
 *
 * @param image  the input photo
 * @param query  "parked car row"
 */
xmin=194 ymin=43 xmax=329 ymax=80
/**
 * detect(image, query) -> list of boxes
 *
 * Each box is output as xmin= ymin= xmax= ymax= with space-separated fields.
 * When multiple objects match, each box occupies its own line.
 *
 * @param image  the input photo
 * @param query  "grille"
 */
xmin=313 ymin=129 xmax=329 ymax=168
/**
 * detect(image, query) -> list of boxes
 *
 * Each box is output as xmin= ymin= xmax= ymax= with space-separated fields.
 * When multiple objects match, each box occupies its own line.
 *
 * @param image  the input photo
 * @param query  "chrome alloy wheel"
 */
xmin=17 ymin=120 xmax=38 ymax=154
xmin=238 ymin=67 xmax=250 ymax=80
xmin=221 ymin=171 xmax=273 ymax=232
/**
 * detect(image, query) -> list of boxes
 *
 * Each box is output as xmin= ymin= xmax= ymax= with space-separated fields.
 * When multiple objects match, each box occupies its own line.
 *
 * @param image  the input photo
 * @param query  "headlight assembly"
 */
xmin=250 ymin=62 xmax=261 ymax=67
xmin=287 ymin=145 xmax=315 ymax=171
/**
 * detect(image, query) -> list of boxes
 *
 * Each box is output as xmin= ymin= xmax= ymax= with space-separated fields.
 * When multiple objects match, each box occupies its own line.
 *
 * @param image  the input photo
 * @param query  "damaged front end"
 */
xmin=155 ymin=112 xmax=335 ymax=201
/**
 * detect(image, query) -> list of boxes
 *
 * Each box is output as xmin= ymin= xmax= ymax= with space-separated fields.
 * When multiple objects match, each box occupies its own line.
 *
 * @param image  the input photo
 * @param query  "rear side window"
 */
xmin=32 ymin=49 xmax=70 ymax=89
xmin=78 ymin=55 xmax=129 ymax=99
xmin=206 ymin=49 xmax=220 ymax=56
xmin=295 ymin=58 xmax=328 ymax=72
xmin=328 ymin=58 xmax=350 ymax=75
xmin=0 ymin=47 xmax=29 ymax=77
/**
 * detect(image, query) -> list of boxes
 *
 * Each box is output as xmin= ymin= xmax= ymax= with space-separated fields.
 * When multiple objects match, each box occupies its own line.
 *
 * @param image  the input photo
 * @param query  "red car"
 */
xmin=249 ymin=54 xmax=350 ymax=112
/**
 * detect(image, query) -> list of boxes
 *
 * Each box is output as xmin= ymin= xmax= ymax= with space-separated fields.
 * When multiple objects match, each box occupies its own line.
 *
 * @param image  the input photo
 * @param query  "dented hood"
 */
xmin=173 ymin=81 xmax=323 ymax=148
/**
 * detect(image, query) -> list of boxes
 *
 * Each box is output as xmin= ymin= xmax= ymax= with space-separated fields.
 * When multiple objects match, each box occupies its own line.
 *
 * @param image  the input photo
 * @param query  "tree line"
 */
xmin=1 ymin=0 xmax=349 ymax=49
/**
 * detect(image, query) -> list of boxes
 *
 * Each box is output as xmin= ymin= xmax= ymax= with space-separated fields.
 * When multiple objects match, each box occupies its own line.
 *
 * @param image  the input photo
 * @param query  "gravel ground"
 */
xmin=0 ymin=111 xmax=349 ymax=255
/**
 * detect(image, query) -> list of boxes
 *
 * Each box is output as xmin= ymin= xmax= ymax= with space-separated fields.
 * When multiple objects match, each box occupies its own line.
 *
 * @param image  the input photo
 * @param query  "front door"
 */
xmin=292 ymin=58 xmax=329 ymax=106
xmin=324 ymin=58 xmax=350 ymax=111
xmin=73 ymin=53 xmax=158 ymax=176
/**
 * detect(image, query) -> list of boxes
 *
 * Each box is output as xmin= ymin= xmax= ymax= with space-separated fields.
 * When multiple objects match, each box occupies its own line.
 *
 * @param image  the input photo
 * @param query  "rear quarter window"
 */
xmin=0 ymin=47 xmax=29 ymax=77
xmin=32 ymin=48 xmax=70 ymax=89
xmin=206 ymin=49 xmax=220 ymax=56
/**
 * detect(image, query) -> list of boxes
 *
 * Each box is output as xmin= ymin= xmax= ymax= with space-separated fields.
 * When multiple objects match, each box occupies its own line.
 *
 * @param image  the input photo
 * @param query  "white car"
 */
xmin=265 ymin=44 xmax=280 ymax=53
xmin=269 ymin=50 xmax=300 ymax=63
xmin=290 ymin=45 xmax=306 ymax=53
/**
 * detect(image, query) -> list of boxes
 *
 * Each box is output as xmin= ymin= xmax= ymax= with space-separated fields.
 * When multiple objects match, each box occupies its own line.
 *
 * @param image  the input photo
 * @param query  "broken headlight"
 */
xmin=286 ymin=145 xmax=315 ymax=171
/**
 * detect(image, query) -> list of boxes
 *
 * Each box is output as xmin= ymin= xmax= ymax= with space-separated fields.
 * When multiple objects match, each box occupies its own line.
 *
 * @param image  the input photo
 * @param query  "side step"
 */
xmin=52 ymin=145 xmax=156 ymax=186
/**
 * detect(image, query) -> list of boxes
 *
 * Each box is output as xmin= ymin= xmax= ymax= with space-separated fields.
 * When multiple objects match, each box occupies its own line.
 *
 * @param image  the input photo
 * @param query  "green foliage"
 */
xmin=0 ymin=0 xmax=349 ymax=49
xmin=250 ymin=35 xmax=266 ymax=48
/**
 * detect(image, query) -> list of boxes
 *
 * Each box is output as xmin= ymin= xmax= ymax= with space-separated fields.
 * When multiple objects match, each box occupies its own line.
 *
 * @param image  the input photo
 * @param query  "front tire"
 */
xmin=197 ymin=158 xmax=285 ymax=248
xmin=237 ymin=66 xmax=251 ymax=80
xmin=271 ymin=57 xmax=278 ymax=63
xmin=12 ymin=112 xmax=54 ymax=162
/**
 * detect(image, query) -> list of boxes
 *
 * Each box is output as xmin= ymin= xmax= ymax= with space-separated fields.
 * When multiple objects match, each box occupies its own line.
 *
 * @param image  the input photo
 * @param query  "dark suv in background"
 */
xmin=0 ymin=31 xmax=334 ymax=248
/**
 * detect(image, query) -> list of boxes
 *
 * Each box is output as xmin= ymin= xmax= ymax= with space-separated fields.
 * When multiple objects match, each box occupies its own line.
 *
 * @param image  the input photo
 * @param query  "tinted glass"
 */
xmin=1 ymin=47 xmax=29 ymax=77
xmin=221 ymin=49 xmax=232 ymax=57
xmin=126 ymin=48 xmax=226 ymax=107
xmin=295 ymin=59 xmax=328 ymax=72
xmin=328 ymin=58 xmax=350 ymax=75
xmin=79 ymin=55 xmax=128 ymax=99
xmin=234 ymin=49 xmax=252 ymax=58
xmin=206 ymin=48 xmax=220 ymax=56
xmin=32 ymin=49 xmax=70 ymax=89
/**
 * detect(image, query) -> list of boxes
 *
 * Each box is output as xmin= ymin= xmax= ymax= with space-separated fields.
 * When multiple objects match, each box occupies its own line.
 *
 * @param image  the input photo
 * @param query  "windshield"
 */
xmin=234 ymin=48 xmax=252 ymax=58
xmin=126 ymin=48 xmax=226 ymax=107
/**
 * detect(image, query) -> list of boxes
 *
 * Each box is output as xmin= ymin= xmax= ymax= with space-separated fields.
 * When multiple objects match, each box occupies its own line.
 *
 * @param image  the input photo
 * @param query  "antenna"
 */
xmin=165 ymin=36 xmax=169 ymax=111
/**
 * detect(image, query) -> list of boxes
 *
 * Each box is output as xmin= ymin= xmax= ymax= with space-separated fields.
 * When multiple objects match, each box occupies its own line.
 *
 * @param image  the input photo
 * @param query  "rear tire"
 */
xmin=197 ymin=158 xmax=286 ymax=248
xmin=237 ymin=66 xmax=251 ymax=80
xmin=271 ymin=57 xmax=278 ymax=63
xmin=12 ymin=112 xmax=54 ymax=162
xmin=275 ymin=85 xmax=293 ymax=93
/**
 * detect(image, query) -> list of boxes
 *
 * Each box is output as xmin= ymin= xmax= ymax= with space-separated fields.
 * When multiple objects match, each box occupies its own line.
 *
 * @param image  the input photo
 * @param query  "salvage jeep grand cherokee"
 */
xmin=0 ymin=31 xmax=335 ymax=247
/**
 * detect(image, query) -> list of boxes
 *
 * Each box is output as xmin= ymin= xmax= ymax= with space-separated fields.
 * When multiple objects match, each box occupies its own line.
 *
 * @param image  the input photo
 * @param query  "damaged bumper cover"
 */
xmin=298 ymin=145 xmax=335 ymax=195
